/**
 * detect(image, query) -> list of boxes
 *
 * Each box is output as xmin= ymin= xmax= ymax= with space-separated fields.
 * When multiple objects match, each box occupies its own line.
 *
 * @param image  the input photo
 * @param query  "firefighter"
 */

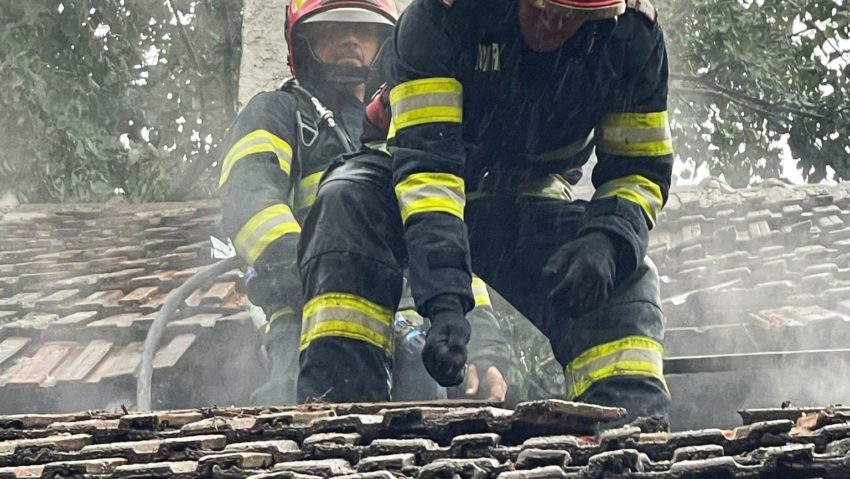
xmin=219 ymin=0 xmax=509 ymax=405
xmin=298 ymin=0 xmax=672 ymax=424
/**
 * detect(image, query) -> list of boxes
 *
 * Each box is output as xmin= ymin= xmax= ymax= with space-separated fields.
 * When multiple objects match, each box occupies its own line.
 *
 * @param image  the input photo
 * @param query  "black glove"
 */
xmin=245 ymin=242 xmax=302 ymax=310
xmin=422 ymin=294 xmax=471 ymax=387
xmin=543 ymin=231 xmax=618 ymax=316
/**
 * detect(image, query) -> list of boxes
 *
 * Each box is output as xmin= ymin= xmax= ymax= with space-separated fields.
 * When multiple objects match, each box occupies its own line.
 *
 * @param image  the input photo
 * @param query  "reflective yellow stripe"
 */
xmin=593 ymin=175 xmax=663 ymax=226
xmin=219 ymin=130 xmax=293 ymax=186
xmin=265 ymin=306 xmax=297 ymax=333
xmin=234 ymin=204 xmax=301 ymax=265
xmin=301 ymin=293 xmax=394 ymax=353
xmin=388 ymin=78 xmax=462 ymax=138
xmin=471 ymin=276 xmax=491 ymax=308
xmin=565 ymin=335 xmax=667 ymax=399
xmin=395 ymin=172 xmax=465 ymax=223
xmin=597 ymin=111 xmax=673 ymax=157
xmin=296 ymin=171 xmax=325 ymax=211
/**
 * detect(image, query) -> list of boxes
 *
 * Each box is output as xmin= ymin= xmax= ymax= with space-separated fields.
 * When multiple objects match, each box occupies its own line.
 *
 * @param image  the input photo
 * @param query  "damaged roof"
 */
xmin=2 ymin=182 xmax=850 ymax=427
xmin=0 ymin=200 xmax=263 ymax=413
xmin=1 ymin=399 xmax=849 ymax=478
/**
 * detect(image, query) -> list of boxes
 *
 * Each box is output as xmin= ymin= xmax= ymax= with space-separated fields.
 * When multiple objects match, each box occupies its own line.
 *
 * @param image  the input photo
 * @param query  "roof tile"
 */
xmin=6 ymin=342 xmax=77 ymax=386
xmin=515 ymin=448 xmax=570 ymax=469
xmin=111 ymin=460 xmax=197 ymax=479
xmin=197 ymin=452 xmax=274 ymax=474
xmin=47 ymin=340 xmax=113 ymax=385
xmin=272 ymin=458 xmax=354 ymax=477
xmin=356 ymin=453 xmax=415 ymax=472
xmin=0 ymin=339 xmax=29 ymax=372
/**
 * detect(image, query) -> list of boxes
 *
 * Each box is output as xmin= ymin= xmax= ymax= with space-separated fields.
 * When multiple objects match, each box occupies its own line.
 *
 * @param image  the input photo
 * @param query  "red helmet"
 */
xmin=542 ymin=0 xmax=625 ymax=19
xmin=285 ymin=0 xmax=399 ymax=76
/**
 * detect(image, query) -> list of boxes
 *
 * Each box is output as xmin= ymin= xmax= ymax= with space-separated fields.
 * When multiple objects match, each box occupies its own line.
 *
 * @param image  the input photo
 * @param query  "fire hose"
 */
xmin=135 ymin=83 xmax=355 ymax=411
xmin=136 ymin=256 xmax=241 ymax=411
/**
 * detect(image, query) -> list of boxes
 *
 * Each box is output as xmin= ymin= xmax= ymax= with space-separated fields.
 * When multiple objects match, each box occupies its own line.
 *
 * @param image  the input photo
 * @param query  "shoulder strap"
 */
xmin=280 ymin=78 xmax=356 ymax=153
xmin=626 ymin=0 xmax=658 ymax=23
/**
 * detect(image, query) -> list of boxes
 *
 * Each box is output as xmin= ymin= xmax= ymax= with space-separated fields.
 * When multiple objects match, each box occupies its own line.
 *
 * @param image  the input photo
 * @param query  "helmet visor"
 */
xmin=301 ymin=7 xmax=396 ymax=27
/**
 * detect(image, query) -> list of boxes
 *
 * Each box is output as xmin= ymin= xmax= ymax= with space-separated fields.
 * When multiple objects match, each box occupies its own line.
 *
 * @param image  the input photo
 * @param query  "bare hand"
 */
xmin=464 ymin=363 xmax=508 ymax=402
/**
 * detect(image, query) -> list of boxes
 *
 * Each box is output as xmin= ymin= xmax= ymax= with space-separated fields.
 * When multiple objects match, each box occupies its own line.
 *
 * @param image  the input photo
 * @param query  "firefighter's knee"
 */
xmin=548 ymin=257 xmax=668 ymax=406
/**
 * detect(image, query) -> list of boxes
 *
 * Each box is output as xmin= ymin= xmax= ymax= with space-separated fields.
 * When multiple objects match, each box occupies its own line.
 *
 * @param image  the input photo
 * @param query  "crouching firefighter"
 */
xmin=218 ymin=0 xmax=510 ymax=404
xmin=297 ymin=0 xmax=672 ymax=425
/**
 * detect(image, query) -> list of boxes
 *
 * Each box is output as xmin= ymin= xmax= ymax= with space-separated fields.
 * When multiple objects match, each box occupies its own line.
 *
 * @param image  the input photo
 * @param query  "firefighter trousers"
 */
xmin=297 ymin=155 xmax=670 ymax=421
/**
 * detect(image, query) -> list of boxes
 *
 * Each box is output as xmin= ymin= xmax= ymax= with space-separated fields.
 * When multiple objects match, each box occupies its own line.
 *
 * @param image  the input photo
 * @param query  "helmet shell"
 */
xmin=543 ymin=0 xmax=625 ymax=19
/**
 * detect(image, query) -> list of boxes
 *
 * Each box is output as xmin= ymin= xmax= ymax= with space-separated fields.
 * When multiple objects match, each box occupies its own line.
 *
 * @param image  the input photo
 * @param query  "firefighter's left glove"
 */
xmin=245 ymin=242 xmax=302 ymax=310
xmin=422 ymin=294 xmax=471 ymax=387
xmin=544 ymin=231 xmax=618 ymax=317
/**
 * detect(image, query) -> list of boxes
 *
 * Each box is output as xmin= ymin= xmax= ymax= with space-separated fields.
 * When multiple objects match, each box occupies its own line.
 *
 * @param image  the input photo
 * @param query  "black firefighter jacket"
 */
xmin=218 ymin=80 xmax=363 ymax=270
xmin=382 ymin=0 xmax=674 ymax=315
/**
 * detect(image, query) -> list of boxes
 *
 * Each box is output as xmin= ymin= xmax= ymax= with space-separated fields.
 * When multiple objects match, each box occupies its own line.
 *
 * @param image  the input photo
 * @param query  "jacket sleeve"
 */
xmin=387 ymin=0 xmax=474 ymax=317
xmin=218 ymin=91 xmax=301 ymax=268
xmin=580 ymin=11 xmax=674 ymax=275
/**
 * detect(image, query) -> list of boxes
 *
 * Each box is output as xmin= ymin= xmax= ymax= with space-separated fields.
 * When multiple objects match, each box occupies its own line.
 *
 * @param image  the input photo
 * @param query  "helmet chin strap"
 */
xmin=323 ymin=64 xmax=370 ymax=85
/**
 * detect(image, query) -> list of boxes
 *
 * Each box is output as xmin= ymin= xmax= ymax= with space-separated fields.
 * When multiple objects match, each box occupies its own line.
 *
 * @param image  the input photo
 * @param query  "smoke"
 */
xmin=657 ymin=180 xmax=850 ymax=429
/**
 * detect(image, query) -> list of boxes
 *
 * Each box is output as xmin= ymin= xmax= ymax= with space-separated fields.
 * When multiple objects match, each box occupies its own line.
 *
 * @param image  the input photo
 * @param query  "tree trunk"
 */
xmin=238 ymin=0 xmax=291 ymax=108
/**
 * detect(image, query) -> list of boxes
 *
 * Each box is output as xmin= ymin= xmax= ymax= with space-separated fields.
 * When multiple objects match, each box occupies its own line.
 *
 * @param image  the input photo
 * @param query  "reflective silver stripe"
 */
xmin=395 ymin=173 xmax=466 ymax=223
xmin=392 ymin=92 xmax=463 ymax=116
xmin=593 ymin=175 xmax=663 ymax=226
xmin=388 ymin=78 xmax=463 ymax=138
xmin=597 ymin=112 xmax=672 ymax=157
xmin=564 ymin=335 xmax=667 ymax=399
xmin=602 ymin=125 xmax=671 ymax=143
xmin=219 ymin=130 xmax=293 ymax=186
xmin=234 ymin=204 xmax=301 ymax=265
xmin=296 ymin=171 xmax=324 ymax=211
xmin=301 ymin=293 xmax=394 ymax=353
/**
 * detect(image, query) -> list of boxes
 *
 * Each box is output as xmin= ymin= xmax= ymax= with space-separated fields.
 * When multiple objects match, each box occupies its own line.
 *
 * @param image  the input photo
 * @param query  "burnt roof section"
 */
xmin=0 ymin=399 xmax=848 ymax=478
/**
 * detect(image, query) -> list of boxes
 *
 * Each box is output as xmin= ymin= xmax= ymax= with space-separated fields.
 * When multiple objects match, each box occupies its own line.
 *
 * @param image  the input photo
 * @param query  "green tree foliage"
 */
xmin=0 ymin=0 xmax=241 ymax=203
xmin=657 ymin=0 xmax=850 ymax=186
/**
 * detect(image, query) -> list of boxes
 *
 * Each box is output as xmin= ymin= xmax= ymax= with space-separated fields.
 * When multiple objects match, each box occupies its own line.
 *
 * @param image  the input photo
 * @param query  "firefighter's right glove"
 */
xmin=245 ymin=244 xmax=302 ymax=309
xmin=543 ymin=231 xmax=618 ymax=317
xmin=422 ymin=294 xmax=471 ymax=387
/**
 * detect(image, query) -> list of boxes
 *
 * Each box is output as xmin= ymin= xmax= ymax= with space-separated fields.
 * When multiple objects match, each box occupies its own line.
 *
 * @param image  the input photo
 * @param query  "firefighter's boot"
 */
xmin=251 ymin=312 xmax=301 ymax=406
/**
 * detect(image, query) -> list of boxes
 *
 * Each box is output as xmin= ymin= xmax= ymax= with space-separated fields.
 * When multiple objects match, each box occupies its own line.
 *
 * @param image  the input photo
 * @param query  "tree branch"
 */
xmin=166 ymin=0 xmax=202 ymax=72
xmin=670 ymin=72 xmax=832 ymax=123
xmin=166 ymin=0 xmax=212 ymax=201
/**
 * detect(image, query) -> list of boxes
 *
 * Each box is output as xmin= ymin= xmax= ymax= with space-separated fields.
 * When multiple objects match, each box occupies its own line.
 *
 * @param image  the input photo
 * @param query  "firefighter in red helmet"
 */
xmin=219 ymin=0 xmax=510 ymax=405
xmin=298 ymin=0 xmax=672 ymax=426
xmin=218 ymin=0 xmax=396 ymax=405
